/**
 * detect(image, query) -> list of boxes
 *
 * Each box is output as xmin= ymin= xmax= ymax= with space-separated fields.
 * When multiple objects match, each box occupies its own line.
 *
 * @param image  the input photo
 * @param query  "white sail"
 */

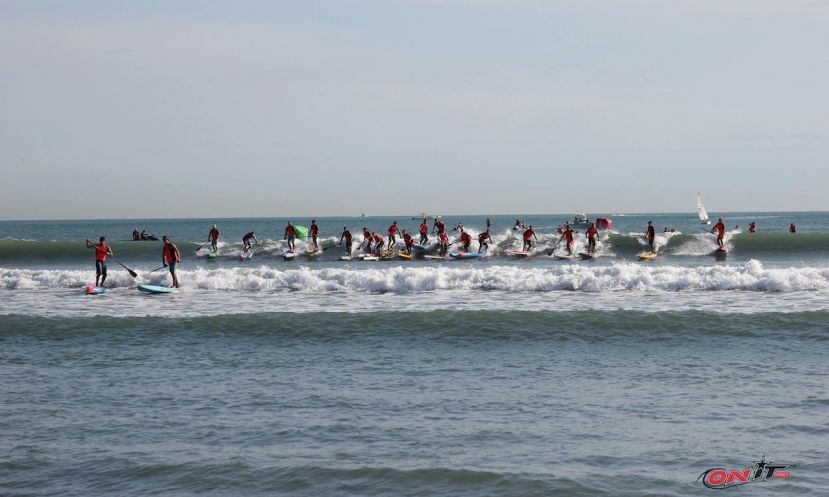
xmin=697 ymin=194 xmax=710 ymax=224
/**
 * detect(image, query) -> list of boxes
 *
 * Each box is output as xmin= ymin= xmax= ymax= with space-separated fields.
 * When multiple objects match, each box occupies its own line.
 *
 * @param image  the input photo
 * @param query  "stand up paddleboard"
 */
xmin=362 ymin=255 xmax=379 ymax=261
xmin=398 ymin=253 xmax=413 ymax=260
xmin=306 ymin=247 xmax=320 ymax=257
xmin=505 ymin=250 xmax=531 ymax=258
xmin=207 ymin=252 xmax=218 ymax=260
xmin=449 ymin=252 xmax=483 ymax=260
xmin=85 ymin=285 xmax=107 ymax=295
xmin=239 ymin=250 xmax=253 ymax=261
xmin=283 ymin=252 xmax=296 ymax=261
xmin=138 ymin=284 xmax=178 ymax=294
xmin=554 ymin=254 xmax=576 ymax=260
xmin=579 ymin=252 xmax=597 ymax=260
xmin=339 ymin=255 xmax=352 ymax=261
xmin=637 ymin=252 xmax=657 ymax=261
xmin=424 ymin=254 xmax=446 ymax=260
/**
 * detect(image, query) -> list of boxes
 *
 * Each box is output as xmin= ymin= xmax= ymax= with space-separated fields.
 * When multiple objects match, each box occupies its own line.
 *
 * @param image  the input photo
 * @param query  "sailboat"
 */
xmin=697 ymin=193 xmax=710 ymax=225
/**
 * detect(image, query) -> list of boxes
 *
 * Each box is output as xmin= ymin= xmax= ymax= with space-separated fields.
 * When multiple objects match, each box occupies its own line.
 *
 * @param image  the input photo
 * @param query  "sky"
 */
xmin=0 ymin=0 xmax=827 ymax=220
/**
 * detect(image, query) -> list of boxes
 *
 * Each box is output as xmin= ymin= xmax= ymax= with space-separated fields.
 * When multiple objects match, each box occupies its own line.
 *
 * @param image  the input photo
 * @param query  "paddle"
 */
xmin=548 ymin=234 xmax=566 ymax=255
xmin=149 ymin=266 xmax=168 ymax=274
xmin=87 ymin=240 xmax=138 ymax=278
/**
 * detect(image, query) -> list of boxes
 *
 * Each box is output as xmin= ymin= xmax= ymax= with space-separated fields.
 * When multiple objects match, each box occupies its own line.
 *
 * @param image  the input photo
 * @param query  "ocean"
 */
xmin=1 ymin=212 xmax=828 ymax=496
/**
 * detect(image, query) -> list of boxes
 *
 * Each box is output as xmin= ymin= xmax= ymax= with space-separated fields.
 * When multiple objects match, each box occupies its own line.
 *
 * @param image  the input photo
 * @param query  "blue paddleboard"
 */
xmin=85 ymin=286 xmax=107 ymax=295
xmin=138 ymin=284 xmax=178 ymax=294
xmin=449 ymin=252 xmax=483 ymax=259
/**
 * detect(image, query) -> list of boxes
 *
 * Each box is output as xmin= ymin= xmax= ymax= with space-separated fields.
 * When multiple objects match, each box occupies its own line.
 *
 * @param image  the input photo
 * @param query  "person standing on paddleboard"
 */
xmin=161 ymin=236 xmax=181 ymax=288
xmin=749 ymin=222 xmax=757 ymax=233
xmin=478 ymin=230 xmax=492 ymax=253
xmin=712 ymin=218 xmax=726 ymax=249
xmin=371 ymin=233 xmax=385 ymax=255
xmin=402 ymin=230 xmax=415 ymax=255
xmin=419 ymin=218 xmax=429 ymax=244
xmin=790 ymin=223 xmax=797 ymax=233
xmin=242 ymin=232 xmax=257 ymax=250
xmin=564 ymin=226 xmax=575 ymax=255
xmin=586 ymin=223 xmax=599 ymax=255
xmin=459 ymin=228 xmax=472 ymax=252
xmin=284 ymin=222 xmax=297 ymax=253
xmin=340 ymin=227 xmax=353 ymax=256
xmin=309 ymin=220 xmax=320 ymax=250
xmin=387 ymin=221 xmax=400 ymax=250
xmin=85 ymin=236 xmax=113 ymax=287
xmin=208 ymin=224 xmax=220 ymax=252
xmin=432 ymin=217 xmax=446 ymax=235
xmin=522 ymin=226 xmax=538 ymax=252
xmin=361 ymin=227 xmax=372 ymax=253
xmin=645 ymin=221 xmax=656 ymax=253
xmin=438 ymin=229 xmax=450 ymax=257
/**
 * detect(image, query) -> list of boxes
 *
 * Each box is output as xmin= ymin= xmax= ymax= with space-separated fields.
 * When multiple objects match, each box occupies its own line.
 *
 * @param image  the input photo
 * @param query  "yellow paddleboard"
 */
xmin=637 ymin=251 xmax=657 ymax=260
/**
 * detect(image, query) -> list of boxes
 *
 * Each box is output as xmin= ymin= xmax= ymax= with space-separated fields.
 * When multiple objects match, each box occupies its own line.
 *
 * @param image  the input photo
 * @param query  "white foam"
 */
xmin=3 ymin=260 xmax=828 ymax=293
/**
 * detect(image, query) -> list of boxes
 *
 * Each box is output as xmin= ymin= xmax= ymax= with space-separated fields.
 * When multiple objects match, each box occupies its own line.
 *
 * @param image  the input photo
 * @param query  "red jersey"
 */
xmin=478 ymin=232 xmax=490 ymax=243
xmin=403 ymin=233 xmax=414 ymax=246
xmin=209 ymin=228 xmax=220 ymax=240
xmin=646 ymin=226 xmax=655 ymax=240
xmin=388 ymin=224 xmax=399 ymax=236
xmin=565 ymin=230 xmax=574 ymax=242
xmin=523 ymin=228 xmax=535 ymax=241
xmin=373 ymin=234 xmax=384 ymax=243
xmin=164 ymin=243 xmax=180 ymax=264
xmin=363 ymin=229 xmax=371 ymax=240
xmin=714 ymin=222 xmax=725 ymax=236
xmin=460 ymin=232 xmax=471 ymax=244
xmin=420 ymin=223 xmax=428 ymax=234
xmin=440 ymin=232 xmax=449 ymax=243
xmin=310 ymin=224 xmax=319 ymax=236
xmin=587 ymin=227 xmax=598 ymax=239
xmin=286 ymin=225 xmax=296 ymax=237
xmin=95 ymin=243 xmax=109 ymax=262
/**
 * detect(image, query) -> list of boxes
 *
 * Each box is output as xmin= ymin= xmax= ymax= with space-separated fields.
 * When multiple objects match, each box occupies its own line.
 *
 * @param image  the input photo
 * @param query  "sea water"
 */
xmin=1 ymin=213 xmax=828 ymax=496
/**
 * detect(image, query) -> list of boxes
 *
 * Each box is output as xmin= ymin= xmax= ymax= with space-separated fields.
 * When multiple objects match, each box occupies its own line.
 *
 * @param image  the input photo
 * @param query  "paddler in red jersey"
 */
xmin=419 ymin=218 xmax=429 ymax=244
xmin=309 ymin=220 xmax=320 ymax=250
xmin=387 ymin=221 xmax=400 ymax=250
xmin=789 ymin=223 xmax=797 ymax=233
xmin=645 ymin=221 xmax=656 ymax=253
xmin=208 ymin=224 xmax=220 ymax=252
xmin=522 ymin=226 xmax=538 ymax=252
xmin=361 ymin=227 xmax=372 ymax=252
xmin=438 ymin=229 xmax=449 ymax=256
xmin=586 ymin=223 xmax=599 ymax=255
xmin=459 ymin=228 xmax=472 ymax=252
xmin=161 ymin=236 xmax=181 ymax=288
xmin=284 ymin=222 xmax=297 ymax=253
xmin=564 ymin=226 xmax=574 ymax=255
xmin=372 ymin=232 xmax=385 ymax=255
xmin=402 ymin=230 xmax=415 ymax=255
xmin=711 ymin=218 xmax=726 ymax=249
xmin=340 ymin=227 xmax=353 ymax=255
xmin=432 ymin=217 xmax=446 ymax=234
xmin=85 ymin=236 xmax=113 ymax=287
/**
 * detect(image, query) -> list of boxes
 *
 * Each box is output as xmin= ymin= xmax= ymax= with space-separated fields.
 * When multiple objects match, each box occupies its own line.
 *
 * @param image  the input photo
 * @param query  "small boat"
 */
xmin=569 ymin=213 xmax=590 ymax=227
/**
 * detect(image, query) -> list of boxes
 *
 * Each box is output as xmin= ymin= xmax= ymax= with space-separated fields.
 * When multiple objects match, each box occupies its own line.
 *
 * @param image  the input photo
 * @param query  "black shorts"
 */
xmin=96 ymin=260 xmax=107 ymax=276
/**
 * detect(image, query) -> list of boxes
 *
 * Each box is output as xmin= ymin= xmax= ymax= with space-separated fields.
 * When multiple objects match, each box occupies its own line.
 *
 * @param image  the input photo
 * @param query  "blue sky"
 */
xmin=1 ymin=0 xmax=827 ymax=219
